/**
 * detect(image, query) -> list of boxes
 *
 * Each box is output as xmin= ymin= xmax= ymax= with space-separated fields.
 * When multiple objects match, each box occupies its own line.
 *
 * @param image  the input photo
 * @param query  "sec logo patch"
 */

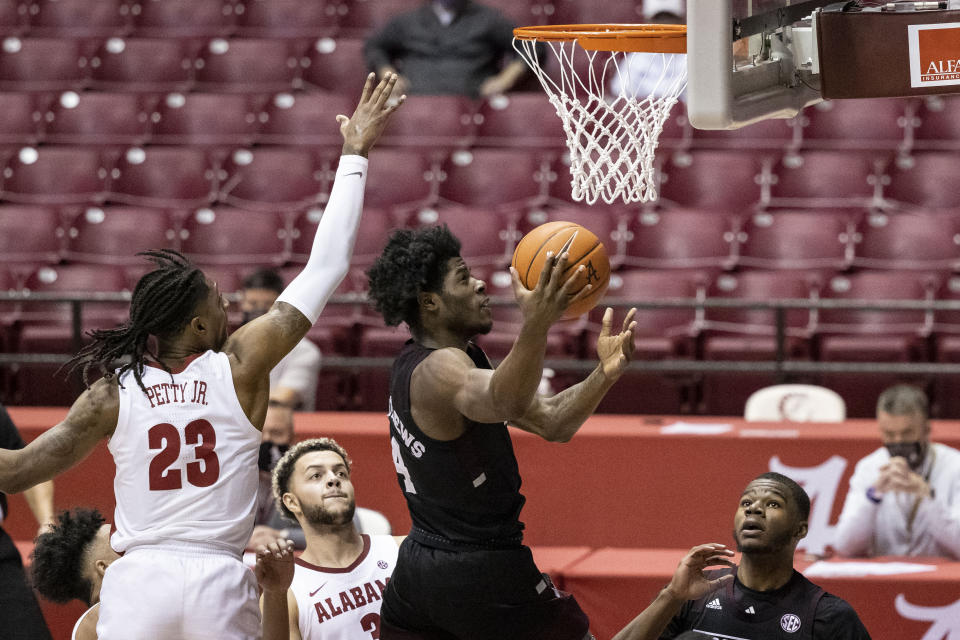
xmin=781 ymin=613 xmax=802 ymax=633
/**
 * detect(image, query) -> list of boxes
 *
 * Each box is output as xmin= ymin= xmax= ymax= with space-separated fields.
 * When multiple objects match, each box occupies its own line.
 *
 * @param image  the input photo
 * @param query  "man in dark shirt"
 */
xmin=364 ymin=0 xmax=531 ymax=98
xmin=614 ymin=472 xmax=872 ymax=640
xmin=0 ymin=403 xmax=54 ymax=640
xmin=366 ymin=225 xmax=636 ymax=639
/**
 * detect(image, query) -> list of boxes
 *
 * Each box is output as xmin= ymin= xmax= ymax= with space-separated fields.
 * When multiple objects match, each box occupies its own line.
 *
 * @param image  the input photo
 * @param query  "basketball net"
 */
xmin=513 ymin=37 xmax=686 ymax=206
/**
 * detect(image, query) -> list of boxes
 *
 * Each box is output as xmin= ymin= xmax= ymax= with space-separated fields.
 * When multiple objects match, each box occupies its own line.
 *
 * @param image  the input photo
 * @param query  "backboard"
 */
xmin=686 ymin=0 xmax=833 ymax=130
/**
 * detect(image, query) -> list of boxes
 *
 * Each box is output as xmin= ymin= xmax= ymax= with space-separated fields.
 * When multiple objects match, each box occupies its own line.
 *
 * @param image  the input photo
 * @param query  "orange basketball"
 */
xmin=511 ymin=221 xmax=610 ymax=318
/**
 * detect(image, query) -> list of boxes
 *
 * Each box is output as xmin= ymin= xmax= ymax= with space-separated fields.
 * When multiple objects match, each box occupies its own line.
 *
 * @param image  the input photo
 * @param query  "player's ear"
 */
xmin=418 ymin=291 xmax=439 ymax=313
xmin=189 ymin=315 xmax=206 ymax=336
xmin=282 ymin=492 xmax=301 ymax=517
xmin=795 ymin=520 xmax=808 ymax=540
xmin=95 ymin=558 xmax=109 ymax=577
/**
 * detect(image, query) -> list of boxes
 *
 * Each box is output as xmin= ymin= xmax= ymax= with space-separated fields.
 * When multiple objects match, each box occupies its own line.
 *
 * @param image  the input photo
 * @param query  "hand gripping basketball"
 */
xmin=509 ymin=234 xmax=594 ymax=328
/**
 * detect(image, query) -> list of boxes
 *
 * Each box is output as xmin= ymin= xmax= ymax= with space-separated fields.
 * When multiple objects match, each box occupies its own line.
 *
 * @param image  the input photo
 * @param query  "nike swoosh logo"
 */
xmin=309 ymin=582 xmax=328 ymax=597
xmin=344 ymin=171 xmax=364 ymax=178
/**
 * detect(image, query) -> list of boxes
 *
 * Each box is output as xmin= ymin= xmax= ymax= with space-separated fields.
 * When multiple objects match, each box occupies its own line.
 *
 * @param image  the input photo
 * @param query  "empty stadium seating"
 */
xmin=150 ymin=92 xmax=260 ymax=148
xmin=1 ymin=145 xmax=108 ymax=205
xmin=130 ymin=0 xmax=234 ymax=39
xmin=799 ymin=98 xmax=914 ymax=150
xmin=883 ymin=152 xmax=960 ymax=209
xmin=474 ymin=93 xmax=566 ymax=149
xmin=623 ymin=208 xmax=737 ymax=270
xmin=234 ymin=0 xmax=340 ymax=38
xmin=218 ymin=147 xmax=323 ymax=211
xmin=0 ymin=204 xmax=66 ymax=263
xmin=109 ymin=146 xmax=218 ymax=208
xmin=852 ymin=210 xmax=960 ymax=271
xmin=0 ymin=91 xmax=45 ymax=147
xmin=193 ymin=37 xmax=301 ymax=93
xmin=27 ymin=0 xmax=129 ymax=38
xmin=738 ymin=210 xmax=855 ymax=271
xmin=180 ymin=206 xmax=288 ymax=265
xmin=43 ymin=91 xmax=152 ymax=147
xmin=257 ymin=92 xmax=356 ymax=147
xmin=438 ymin=148 xmax=553 ymax=208
xmin=767 ymin=150 xmax=890 ymax=209
xmin=89 ymin=37 xmax=193 ymax=93
xmin=0 ymin=36 xmax=91 ymax=91
xmin=63 ymin=206 xmax=177 ymax=265
xmin=913 ymin=95 xmax=960 ymax=150
xmin=656 ymin=150 xmax=770 ymax=211
xmin=300 ymin=37 xmax=368 ymax=95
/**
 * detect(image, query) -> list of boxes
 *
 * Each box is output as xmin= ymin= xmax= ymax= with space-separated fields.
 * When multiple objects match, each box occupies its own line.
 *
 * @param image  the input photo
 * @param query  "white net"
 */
xmin=513 ymin=37 xmax=687 ymax=205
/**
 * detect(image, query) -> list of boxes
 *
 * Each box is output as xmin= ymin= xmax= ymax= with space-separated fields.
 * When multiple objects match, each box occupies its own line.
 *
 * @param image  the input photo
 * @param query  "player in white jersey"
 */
xmin=261 ymin=438 xmax=403 ymax=640
xmin=30 ymin=507 xmax=300 ymax=640
xmin=0 ymin=72 xmax=404 ymax=640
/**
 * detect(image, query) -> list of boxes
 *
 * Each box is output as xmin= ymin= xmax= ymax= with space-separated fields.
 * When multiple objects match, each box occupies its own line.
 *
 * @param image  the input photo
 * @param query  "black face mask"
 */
xmin=259 ymin=442 xmax=290 ymax=472
xmin=885 ymin=441 xmax=926 ymax=471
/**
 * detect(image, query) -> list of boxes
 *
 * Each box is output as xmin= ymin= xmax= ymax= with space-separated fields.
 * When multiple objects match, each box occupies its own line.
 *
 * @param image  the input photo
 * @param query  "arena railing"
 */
xmin=4 ymin=291 xmax=960 ymax=377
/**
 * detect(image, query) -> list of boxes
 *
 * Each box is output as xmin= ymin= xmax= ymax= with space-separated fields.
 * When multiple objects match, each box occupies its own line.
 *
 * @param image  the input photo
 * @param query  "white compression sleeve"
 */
xmin=276 ymin=155 xmax=368 ymax=324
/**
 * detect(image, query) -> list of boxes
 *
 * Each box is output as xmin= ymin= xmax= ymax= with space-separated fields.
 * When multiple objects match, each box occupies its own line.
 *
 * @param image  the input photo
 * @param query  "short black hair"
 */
xmin=753 ymin=472 xmax=810 ymax=521
xmin=272 ymin=438 xmax=352 ymax=521
xmin=30 ymin=508 xmax=105 ymax=606
xmin=242 ymin=268 xmax=284 ymax=294
xmin=366 ymin=225 xmax=462 ymax=330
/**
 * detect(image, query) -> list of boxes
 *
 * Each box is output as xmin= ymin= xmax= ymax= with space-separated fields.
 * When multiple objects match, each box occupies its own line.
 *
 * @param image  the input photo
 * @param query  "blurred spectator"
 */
xmin=608 ymin=0 xmax=686 ymax=102
xmin=0 ymin=403 xmax=54 ymax=640
xmin=834 ymin=384 xmax=960 ymax=559
xmin=249 ymin=403 xmax=305 ymax=550
xmin=240 ymin=269 xmax=321 ymax=411
xmin=364 ymin=0 xmax=531 ymax=99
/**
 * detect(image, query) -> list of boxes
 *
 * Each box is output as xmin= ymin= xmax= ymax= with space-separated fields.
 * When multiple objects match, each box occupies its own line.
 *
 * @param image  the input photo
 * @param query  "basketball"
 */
xmin=511 ymin=221 xmax=610 ymax=318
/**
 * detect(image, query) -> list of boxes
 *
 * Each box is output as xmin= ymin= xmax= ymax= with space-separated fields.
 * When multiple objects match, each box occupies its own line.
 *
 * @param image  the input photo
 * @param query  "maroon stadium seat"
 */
xmin=933 ymin=275 xmax=960 ymax=417
xmin=19 ymin=263 xmax=129 ymax=327
xmin=438 ymin=149 xmax=553 ymax=209
xmin=353 ymin=324 xmax=410 ymax=411
xmin=0 ymin=91 xmax=45 ymax=147
xmin=258 ymin=92 xmax=356 ymax=147
xmin=360 ymin=147 xmax=441 ymax=211
xmin=414 ymin=205 xmax=514 ymax=270
xmin=799 ymin=98 xmax=914 ymax=150
xmin=738 ymin=210 xmax=855 ymax=271
xmin=301 ymin=37 xmax=368 ymax=95
xmin=0 ymin=37 xmax=91 ymax=92
xmin=0 ymin=205 xmax=66 ymax=263
xmin=657 ymin=150 xmax=770 ymax=212
xmin=234 ymin=0 xmax=339 ymax=38
xmin=883 ymin=152 xmax=960 ymax=209
xmin=130 ymin=0 xmax=234 ymax=38
xmin=623 ymin=208 xmax=738 ymax=270
xmin=291 ymin=205 xmax=402 ymax=267
xmin=108 ymin=147 xmax=218 ymax=209
xmin=193 ymin=38 xmax=300 ymax=93
xmin=474 ymin=93 xmax=566 ymax=149
xmin=0 ymin=0 xmax=24 ymax=36
xmin=150 ymin=92 xmax=260 ymax=148
xmin=43 ymin=91 xmax=152 ymax=147
xmin=913 ymin=95 xmax=960 ymax=150
xmin=28 ymin=0 xmax=130 ymax=37
xmin=180 ymin=207 xmax=288 ymax=265
xmin=218 ymin=147 xmax=323 ymax=212
xmin=1 ymin=146 xmax=108 ymax=205
xmin=689 ymin=114 xmax=799 ymax=151
xmin=768 ymin=151 xmax=890 ymax=209
xmin=64 ymin=206 xmax=178 ymax=265
xmin=89 ymin=37 xmax=193 ymax=93
xmin=853 ymin=210 xmax=960 ymax=271
xmin=377 ymin=95 xmax=476 ymax=149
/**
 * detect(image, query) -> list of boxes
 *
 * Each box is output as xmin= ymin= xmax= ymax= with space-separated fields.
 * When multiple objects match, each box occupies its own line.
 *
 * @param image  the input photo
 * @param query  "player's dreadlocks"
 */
xmin=65 ymin=249 xmax=209 ymax=393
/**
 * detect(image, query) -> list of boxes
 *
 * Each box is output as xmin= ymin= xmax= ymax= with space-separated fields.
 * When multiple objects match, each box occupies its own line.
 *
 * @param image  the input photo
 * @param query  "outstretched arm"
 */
xmin=613 ymin=544 xmax=735 ymax=640
xmin=226 ymin=73 xmax=403 ymax=384
xmin=0 ymin=379 xmax=117 ymax=494
xmin=511 ymin=307 xmax=636 ymax=442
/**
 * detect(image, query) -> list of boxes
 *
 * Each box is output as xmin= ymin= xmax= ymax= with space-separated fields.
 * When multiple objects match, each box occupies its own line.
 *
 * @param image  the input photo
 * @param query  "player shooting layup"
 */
xmin=366 ymin=225 xmax=637 ymax=639
xmin=0 ymin=73 xmax=403 ymax=639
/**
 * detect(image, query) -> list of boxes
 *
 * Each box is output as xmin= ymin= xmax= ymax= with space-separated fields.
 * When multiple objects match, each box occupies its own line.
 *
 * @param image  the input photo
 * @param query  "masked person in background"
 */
xmin=240 ymin=269 xmax=322 ymax=411
xmin=834 ymin=384 xmax=960 ymax=559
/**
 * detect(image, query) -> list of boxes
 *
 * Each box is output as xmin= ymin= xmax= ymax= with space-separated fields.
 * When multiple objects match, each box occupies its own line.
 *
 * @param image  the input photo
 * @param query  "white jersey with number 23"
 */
xmin=110 ymin=350 xmax=260 ymax=555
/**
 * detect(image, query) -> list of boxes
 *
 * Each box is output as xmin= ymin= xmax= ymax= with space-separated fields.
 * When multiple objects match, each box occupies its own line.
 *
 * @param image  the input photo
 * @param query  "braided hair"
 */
xmin=65 ymin=249 xmax=210 ymax=393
